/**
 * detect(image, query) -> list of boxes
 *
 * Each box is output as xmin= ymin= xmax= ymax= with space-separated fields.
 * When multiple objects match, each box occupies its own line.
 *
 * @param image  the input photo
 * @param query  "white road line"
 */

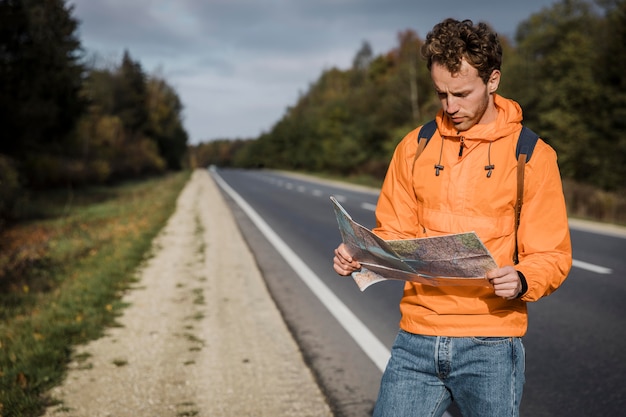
xmin=361 ymin=202 xmax=377 ymax=211
xmin=572 ymin=259 xmax=613 ymax=274
xmin=213 ymin=172 xmax=391 ymax=372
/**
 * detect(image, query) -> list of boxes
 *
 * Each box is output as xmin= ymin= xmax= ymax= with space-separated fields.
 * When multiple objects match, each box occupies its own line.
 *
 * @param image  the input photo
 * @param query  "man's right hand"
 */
xmin=333 ymin=243 xmax=361 ymax=276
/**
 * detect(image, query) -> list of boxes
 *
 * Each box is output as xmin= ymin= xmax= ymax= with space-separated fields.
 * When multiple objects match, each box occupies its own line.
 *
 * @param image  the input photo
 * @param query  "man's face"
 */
xmin=431 ymin=59 xmax=499 ymax=132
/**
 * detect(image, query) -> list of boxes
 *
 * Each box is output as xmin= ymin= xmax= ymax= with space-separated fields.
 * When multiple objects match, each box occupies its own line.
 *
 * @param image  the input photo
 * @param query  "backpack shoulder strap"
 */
xmin=412 ymin=120 xmax=437 ymax=168
xmin=513 ymin=126 xmax=539 ymax=264
xmin=516 ymin=126 xmax=539 ymax=162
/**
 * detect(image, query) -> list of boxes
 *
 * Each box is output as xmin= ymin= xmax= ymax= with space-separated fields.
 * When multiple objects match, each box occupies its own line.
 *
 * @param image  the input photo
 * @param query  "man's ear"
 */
xmin=488 ymin=70 xmax=501 ymax=93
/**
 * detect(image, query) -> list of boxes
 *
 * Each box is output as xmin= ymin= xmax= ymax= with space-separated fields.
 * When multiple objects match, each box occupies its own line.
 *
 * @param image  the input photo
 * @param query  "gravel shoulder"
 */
xmin=44 ymin=169 xmax=333 ymax=417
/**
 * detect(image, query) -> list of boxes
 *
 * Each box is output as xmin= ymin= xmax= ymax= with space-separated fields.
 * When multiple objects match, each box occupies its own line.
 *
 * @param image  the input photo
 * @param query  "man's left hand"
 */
xmin=486 ymin=266 xmax=522 ymax=300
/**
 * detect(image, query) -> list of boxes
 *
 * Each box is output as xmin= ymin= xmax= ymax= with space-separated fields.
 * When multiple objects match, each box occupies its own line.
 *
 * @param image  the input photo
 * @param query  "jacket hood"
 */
xmin=435 ymin=94 xmax=523 ymax=142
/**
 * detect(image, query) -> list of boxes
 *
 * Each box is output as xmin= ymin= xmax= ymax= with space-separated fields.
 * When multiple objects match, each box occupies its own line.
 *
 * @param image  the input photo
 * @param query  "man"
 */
xmin=333 ymin=18 xmax=572 ymax=417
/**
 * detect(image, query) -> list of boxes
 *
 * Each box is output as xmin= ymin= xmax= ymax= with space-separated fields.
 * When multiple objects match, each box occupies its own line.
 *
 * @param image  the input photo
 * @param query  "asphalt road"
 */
xmin=213 ymin=167 xmax=626 ymax=417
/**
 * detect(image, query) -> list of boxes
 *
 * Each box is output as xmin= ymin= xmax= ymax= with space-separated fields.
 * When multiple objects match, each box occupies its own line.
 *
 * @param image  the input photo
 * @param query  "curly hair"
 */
xmin=421 ymin=18 xmax=502 ymax=84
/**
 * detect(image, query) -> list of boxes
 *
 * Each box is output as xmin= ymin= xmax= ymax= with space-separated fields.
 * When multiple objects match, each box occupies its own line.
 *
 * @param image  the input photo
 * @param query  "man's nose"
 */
xmin=445 ymin=95 xmax=460 ymax=114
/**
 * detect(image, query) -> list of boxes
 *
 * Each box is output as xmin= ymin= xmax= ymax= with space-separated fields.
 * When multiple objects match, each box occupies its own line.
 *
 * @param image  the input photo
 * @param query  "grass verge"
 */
xmin=0 ymin=171 xmax=191 ymax=417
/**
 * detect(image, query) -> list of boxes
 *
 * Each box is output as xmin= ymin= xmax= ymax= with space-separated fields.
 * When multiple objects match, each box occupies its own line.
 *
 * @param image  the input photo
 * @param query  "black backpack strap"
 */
xmin=513 ymin=126 xmax=539 ymax=264
xmin=516 ymin=126 xmax=539 ymax=162
xmin=412 ymin=120 xmax=437 ymax=169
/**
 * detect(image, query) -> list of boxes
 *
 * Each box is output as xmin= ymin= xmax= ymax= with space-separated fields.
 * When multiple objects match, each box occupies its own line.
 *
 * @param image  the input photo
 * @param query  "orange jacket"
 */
xmin=373 ymin=95 xmax=572 ymax=337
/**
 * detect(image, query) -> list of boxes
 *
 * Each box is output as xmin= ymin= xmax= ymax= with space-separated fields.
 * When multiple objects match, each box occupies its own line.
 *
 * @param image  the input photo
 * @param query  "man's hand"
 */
xmin=333 ymin=243 xmax=361 ymax=276
xmin=486 ymin=266 xmax=522 ymax=300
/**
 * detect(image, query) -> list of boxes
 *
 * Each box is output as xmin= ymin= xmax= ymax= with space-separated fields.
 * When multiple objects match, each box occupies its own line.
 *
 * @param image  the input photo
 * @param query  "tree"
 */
xmin=146 ymin=77 xmax=188 ymax=170
xmin=0 ymin=0 xmax=85 ymax=158
xmin=512 ymin=0 xmax=606 ymax=185
xmin=352 ymin=40 xmax=373 ymax=71
xmin=395 ymin=30 xmax=424 ymax=124
xmin=593 ymin=0 xmax=626 ymax=190
xmin=113 ymin=50 xmax=149 ymax=137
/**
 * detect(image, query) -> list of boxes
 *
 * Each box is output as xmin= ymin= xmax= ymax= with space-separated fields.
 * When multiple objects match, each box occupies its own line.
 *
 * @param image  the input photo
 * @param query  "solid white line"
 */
xmin=212 ymin=172 xmax=391 ymax=372
xmin=572 ymin=259 xmax=613 ymax=274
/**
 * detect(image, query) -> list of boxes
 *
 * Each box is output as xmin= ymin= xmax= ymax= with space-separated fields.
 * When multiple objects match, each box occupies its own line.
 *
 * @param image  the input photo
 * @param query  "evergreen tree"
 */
xmin=146 ymin=77 xmax=188 ymax=170
xmin=593 ymin=0 xmax=626 ymax=190
xmin=113 ymin=50 xmax=149 ymax=137
xmin=0 ymin=0 xmax=85 ymax=158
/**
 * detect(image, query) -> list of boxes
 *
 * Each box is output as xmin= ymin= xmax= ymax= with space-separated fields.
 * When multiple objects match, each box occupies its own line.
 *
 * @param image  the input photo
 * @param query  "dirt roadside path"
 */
xmin=44 ymin=169 xmax=333 ymax=417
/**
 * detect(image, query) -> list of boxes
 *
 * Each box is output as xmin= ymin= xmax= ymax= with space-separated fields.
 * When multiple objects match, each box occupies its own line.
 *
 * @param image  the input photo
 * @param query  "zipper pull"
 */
xmin=458 ymin=136 xmax=465 ymax=157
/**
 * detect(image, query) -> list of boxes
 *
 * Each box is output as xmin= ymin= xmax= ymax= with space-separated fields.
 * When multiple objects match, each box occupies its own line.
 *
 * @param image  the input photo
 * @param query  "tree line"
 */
xmin=0 ymin=0 xmax=188 ymax=223
xmin=193 ymin=0 xmax=626 ymax=193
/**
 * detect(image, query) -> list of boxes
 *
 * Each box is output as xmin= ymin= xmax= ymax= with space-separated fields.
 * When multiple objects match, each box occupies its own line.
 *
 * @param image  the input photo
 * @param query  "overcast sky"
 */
xmin=69 ymin=0 xmax=558 ymax=144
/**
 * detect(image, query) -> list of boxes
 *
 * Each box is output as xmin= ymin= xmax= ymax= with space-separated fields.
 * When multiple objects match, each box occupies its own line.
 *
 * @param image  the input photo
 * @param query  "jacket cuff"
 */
xmin=516 ymin=270 xmax=528 ymax=298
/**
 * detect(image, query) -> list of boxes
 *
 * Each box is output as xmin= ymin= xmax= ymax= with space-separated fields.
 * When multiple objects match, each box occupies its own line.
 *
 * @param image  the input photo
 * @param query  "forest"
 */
xmin=0 ymin=0 xmax=188 ymax=225
xmin=193 ymin=0 xmax=626 ymax=222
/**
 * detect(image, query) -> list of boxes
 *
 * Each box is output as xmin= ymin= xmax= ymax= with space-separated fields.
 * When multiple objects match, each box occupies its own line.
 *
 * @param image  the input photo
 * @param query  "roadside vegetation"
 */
xmin=0 ymin=171 xmax=190 ymax=416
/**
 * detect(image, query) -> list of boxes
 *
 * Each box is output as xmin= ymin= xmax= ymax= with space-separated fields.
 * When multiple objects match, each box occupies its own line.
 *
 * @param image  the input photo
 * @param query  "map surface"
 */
xmin=331 ymin=196 xmax=498 ymax=291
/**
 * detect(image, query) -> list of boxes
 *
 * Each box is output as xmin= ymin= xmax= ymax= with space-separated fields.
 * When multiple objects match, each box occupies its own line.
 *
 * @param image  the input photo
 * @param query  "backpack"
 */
xmin=412 ymin=120 xmax=539 ymax=264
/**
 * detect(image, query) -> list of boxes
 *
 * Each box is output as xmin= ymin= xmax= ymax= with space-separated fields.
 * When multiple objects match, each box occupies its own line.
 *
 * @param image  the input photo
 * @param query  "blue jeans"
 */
xmin=373 ymin=330 xmax=525 ymax=417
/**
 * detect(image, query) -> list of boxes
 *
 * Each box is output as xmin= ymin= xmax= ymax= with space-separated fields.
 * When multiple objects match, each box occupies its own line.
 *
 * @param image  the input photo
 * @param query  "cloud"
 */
xmin=70 ymin=0 xmax=558 ymax=143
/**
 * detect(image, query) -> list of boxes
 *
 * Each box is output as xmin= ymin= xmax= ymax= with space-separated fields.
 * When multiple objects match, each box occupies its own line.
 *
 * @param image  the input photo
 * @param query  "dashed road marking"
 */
xmin=572 ymin=259 xmax=612 ymax=274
